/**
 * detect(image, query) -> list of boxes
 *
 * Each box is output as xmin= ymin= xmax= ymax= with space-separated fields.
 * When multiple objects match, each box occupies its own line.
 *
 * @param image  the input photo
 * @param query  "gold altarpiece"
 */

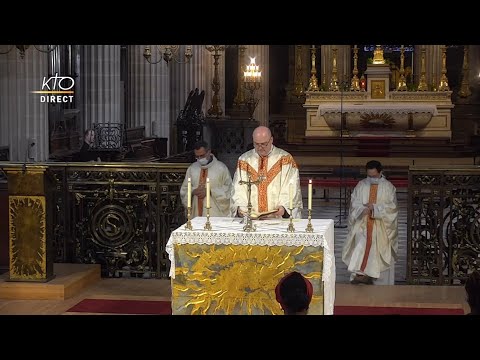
xmin=304 ymin=46 xmax=454 ymax=138
xmin=3 ymin=165 xmax=55 ymax=282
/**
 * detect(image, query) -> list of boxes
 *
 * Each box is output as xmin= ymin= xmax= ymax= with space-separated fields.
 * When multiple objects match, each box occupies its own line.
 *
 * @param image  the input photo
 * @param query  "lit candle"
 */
xmin=206 ymin=178 xmax=210 ymax=208
xmin=289 ymin=181 xmax=293 ymax=209
xmin=187 ymin=177 xmax=191 ymax=208
xmin=308 ymin=179 xmax=313 ymax=210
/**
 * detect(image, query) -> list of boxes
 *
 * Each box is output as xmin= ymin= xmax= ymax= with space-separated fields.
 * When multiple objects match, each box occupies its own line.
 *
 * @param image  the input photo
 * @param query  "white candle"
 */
xmin=289 ymin=181 xmax=293 ymax=209
xmin=308 ymin=179 xmax=313 ymax=210
xmin=187 ymin=177 xmax=191 ymax=208
xmin=206 ymin=178 xmax=210 ymax=208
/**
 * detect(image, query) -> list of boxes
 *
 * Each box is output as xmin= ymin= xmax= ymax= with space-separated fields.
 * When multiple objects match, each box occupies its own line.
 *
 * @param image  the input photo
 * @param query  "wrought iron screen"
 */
xmin=408 ymin=166 xmax=480 ymax=285
xmin=48 ymin=162 xmax=189 ymax=278
xmin=93 ymin=123 xmax=126 ymax=151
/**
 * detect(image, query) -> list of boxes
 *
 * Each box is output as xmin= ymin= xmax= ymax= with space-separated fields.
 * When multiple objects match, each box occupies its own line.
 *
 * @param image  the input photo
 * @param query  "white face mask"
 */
xmin=197 ymin=157 xmax=209 ymax=166
xmin=368 ymin=176 xmax=380 ymax=185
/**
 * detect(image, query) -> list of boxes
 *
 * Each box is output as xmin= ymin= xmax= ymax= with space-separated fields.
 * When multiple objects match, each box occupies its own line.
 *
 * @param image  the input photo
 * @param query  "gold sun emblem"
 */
xmin=172 ymin=243 xmax=323 ymax=315
xmin=9 ymin=196 xmax=46 ymax=280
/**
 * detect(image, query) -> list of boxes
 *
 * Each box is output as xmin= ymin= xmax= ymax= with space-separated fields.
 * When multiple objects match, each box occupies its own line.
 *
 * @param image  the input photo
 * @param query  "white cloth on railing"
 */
xmin=166 ymin=216 xmax=336 ymax=315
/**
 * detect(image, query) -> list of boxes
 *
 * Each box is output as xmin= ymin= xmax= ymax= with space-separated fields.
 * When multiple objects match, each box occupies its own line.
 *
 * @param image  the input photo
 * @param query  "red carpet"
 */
xmin=67 ymin=299 xmax=172 ymax=315
xmin=66 ymin=299 xmax=464 ymax=315
xmin=334 ymin=305 xmax=464 ymax=315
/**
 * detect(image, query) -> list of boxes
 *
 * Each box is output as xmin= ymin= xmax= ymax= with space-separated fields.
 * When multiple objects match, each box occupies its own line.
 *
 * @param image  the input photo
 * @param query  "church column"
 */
xmin=0 ymin=47 xmax=49 ymax=161
xmin=321 ymin=45 xmax=331 ymax=88
xmin=339 ymin=45 xmax=351 ymax=85
xmin=169 ymin=45 xmax=208 ymax=154
xmin=128 ymin=45 xmax=169 ymax=138
xmin=81 ymin=45 xmax=121 ymax=129
xmin=414 ymin=45 xmax=422 ymax=87
xmin=425 ymin=45 xmax=442 ymax=91
xmin=246 ymin=45 xmax=269 ymax=126
xmin=469 ymin=45 xmax=480 ymax=87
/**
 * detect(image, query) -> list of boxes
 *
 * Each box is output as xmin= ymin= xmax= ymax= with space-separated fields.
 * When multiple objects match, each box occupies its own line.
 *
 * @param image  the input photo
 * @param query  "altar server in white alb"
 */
xmin=230 ymin=126 xmax=303 ymax=219
xmin=342 ymin=160 xmax=398 ymax=285
xmin=180 ymin=141 xmax=232 ymax=218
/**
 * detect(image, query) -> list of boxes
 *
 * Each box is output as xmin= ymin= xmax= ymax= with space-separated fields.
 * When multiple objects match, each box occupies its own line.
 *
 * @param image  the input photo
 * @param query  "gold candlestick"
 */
xmin=397 ymin=45 xmax=407 ymax=91
xmin=329 ymin=48 xmax=339 ymax=91
xmin=204 ymin=207 xmax=212 ymax=231
xmin=459 ymin=45 xmax=471 ymax=98
xmin=205 ymin=45 xmax=226 ymax=118
xmin=438 ymin=45 xmax=450 ymax=91
xmin=308 ymin=45 xmax=319 ymax=91
xmin=417 ymin=46 xmax=428 ymax=91
xmin=350 ymin=45 xmax=360 ymax=91
xmin=287 ymin=207 xmax=295 ymax=233
xmin=305 ymin=209 xmax=314 ymax=232
xmin=239 ymin=173 xmax=264 ymax=232
xmin=185 ymin=206 xmax=193 ymax=230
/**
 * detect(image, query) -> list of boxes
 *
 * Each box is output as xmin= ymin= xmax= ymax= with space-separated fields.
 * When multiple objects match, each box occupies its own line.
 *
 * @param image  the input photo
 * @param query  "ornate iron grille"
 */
xmin=408 ymin=167 xmax=480 ymax=285
xmin=48 ymin=163 xmax=188 ymax=278
xmin=93 ymin=123 xmax=126 ymax=150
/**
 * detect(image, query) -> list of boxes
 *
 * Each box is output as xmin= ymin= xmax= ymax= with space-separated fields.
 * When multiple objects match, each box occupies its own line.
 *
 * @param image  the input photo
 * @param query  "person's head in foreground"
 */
xmin=465 ymin=270 xmax=480 ymax=315
xmin=275 ymin=271 xmax=313 ymax=315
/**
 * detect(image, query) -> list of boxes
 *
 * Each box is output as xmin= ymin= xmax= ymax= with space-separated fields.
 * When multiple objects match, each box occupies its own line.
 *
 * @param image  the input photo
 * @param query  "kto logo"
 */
xmin=32 ymin=73 xmax=75 ymax=103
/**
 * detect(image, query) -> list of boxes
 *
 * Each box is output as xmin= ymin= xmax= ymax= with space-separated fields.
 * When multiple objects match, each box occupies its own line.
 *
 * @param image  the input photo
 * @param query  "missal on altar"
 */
xmin=249 ymin=209 xmax=278 ymax=220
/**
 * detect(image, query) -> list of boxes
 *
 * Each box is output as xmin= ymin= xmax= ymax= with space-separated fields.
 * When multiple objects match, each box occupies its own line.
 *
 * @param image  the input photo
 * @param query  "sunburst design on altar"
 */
xmin=172 ymin=243 xmax=323 ymax=315
xmin=360 ymin=112 xmax=396 ymax=128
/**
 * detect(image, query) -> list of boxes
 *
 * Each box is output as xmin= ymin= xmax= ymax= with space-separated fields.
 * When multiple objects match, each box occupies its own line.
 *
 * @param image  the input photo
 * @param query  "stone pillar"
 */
xmin=128 ymin=45 xmax=169 ymax=138
xmin=425 ymin=45 xmax=442 ymax=91
xmin=469 ymin=45 xmax=480 ymax=91
xmin=81 ymin=45 xmax=121 ymax=129
xmin=246 ymin=45 xmax=269 ymax=126
xmin=169 ymin=45 xmax=208 ymax=154
xmin=414 ymin=45 xmax=422 ymax=87
xmin=0 ymin=47 xmax=49 ymax=161
xmin=340 ymin=45 xmax=351 ymax=85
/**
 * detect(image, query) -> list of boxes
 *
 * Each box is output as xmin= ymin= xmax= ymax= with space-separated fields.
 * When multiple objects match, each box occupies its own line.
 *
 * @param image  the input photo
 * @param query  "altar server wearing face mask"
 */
xmin=342 ymin=160 xmax=399 ymax=285
xmin=180 ymin=140 xmax=232 ymax=218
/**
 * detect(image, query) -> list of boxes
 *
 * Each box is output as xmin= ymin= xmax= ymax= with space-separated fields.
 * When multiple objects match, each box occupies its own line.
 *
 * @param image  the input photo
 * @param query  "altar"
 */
xmin=166 ymin=217 xmax=335 ymax=315
xmin=304 ymin=63 xmax=454 ymax=138
xmin=318 ymin=102 xmax=439 ymax=134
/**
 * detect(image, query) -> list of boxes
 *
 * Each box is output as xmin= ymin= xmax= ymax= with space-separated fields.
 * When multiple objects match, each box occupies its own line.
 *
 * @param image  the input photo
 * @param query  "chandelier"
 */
xmin=243 ymin=56 xmax=261 ymax=120
xmin=0 ymin=45 xmax=57 ymax=59
xmin=143 ymin=45 xmax=193 ymax=65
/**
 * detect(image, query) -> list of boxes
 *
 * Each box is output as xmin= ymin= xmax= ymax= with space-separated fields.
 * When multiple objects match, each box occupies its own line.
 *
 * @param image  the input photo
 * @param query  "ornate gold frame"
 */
xmin=371 ymin=80 xmax=386 ymax=99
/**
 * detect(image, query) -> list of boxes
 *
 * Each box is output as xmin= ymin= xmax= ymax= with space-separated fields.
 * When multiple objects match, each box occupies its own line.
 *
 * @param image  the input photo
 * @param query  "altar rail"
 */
xmin=407 ymin=166 xmax=480 ymax=285
xmin=0 ymin=162 xmax=189 ymax=278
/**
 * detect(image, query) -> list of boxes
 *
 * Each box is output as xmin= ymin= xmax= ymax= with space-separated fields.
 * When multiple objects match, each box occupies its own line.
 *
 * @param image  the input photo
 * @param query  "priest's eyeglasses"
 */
xmin=254 ymin=138 xmax=272 ymax=148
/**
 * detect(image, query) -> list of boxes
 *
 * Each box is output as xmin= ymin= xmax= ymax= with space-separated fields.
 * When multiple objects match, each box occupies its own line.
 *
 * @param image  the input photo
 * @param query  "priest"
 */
xmin=342 ymin=160 xmax=399 ymax=285
xmin=180 ymin=140 xmax=232 ymax=218
xmin=230 ymin=126 xmax=303 ymax=219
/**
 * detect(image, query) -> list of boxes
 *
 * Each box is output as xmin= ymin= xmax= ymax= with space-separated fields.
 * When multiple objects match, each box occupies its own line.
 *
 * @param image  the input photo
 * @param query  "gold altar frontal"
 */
xmin=172 ymin=243 xmax=323 ymax=315
xmin=167 ymin=217 xmax=335 ymax=315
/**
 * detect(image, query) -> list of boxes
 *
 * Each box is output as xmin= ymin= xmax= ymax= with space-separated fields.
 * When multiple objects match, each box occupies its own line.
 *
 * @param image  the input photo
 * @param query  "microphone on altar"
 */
xmin=22 ymin=139 xmax=36 ymax=174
